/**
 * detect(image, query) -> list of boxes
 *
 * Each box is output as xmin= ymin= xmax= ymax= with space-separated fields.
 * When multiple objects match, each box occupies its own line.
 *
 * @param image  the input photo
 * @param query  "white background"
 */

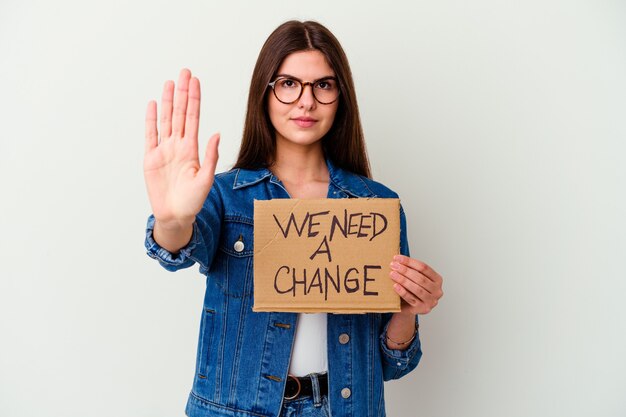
xmin=1 ymin=1 xmax=625 ymax=416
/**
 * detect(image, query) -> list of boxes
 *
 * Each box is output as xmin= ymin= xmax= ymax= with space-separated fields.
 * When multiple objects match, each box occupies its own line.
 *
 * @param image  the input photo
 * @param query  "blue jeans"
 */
xmin=279 ymin=373 xmax=330 ymax=417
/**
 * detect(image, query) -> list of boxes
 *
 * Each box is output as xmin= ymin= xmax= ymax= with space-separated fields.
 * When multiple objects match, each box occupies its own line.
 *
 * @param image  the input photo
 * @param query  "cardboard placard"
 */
xmin=253 ymin=198 xmax=401 ymax=313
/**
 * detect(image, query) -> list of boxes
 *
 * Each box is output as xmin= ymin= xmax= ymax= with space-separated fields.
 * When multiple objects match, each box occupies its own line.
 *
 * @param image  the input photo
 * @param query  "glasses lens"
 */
xmin=312 ymin=78 xmax=339 ymax=104
xmin=273 ymin=78 xmax=302 ymax=103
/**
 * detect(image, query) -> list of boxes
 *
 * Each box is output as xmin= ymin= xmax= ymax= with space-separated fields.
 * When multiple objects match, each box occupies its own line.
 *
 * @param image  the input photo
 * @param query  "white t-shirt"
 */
xmin=288 ymin=313 xmax=328 ymax=376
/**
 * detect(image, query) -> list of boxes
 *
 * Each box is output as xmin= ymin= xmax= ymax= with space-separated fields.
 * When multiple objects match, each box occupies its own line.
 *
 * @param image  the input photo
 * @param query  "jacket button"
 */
xmin=339 ymin=333 xmax=350 ymax=344
xmin=234 ymin=235 xmax=244 ymax=252
xmin=341 ymin=387 xmax=351 ymax=399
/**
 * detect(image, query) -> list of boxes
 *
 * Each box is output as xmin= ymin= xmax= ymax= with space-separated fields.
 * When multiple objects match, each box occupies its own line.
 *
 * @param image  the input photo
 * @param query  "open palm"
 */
xmin=144 ymin=69 xmax=219 ymax=226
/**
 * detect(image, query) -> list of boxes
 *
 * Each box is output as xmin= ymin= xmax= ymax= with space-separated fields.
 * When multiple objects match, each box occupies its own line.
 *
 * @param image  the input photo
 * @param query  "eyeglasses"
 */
xmin=268 ymin=76 xmax=340 ymax=105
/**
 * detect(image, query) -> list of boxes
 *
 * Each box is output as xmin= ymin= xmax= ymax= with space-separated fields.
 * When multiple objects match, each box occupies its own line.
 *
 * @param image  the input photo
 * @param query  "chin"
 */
xmin=279 ymin=130 xmax=327 ymax=147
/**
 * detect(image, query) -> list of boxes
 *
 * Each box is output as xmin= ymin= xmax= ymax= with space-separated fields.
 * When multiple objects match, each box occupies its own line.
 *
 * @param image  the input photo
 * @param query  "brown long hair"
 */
xmin=234 ymin=20 xmax=371 ymax=178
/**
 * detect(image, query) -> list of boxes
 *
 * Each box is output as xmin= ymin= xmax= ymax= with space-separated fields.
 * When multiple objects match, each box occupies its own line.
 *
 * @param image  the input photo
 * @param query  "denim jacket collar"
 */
xmin=231 ymin=157 xmax=377 ymax=198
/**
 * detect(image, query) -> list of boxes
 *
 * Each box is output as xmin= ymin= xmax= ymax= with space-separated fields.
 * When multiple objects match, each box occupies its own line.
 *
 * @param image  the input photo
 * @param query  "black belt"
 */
xmin=284 ymin=373 xmax=328 ymax=400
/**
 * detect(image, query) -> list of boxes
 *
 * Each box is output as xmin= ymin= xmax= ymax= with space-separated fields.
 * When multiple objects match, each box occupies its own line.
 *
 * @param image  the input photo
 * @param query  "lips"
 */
xmin=292 ymin=116 xmax=318 ymax=128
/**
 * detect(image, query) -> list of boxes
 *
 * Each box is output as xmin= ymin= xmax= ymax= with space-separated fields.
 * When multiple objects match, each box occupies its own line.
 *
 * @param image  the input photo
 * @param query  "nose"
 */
xmin=297 ymin=82 xmax=316 ymax=110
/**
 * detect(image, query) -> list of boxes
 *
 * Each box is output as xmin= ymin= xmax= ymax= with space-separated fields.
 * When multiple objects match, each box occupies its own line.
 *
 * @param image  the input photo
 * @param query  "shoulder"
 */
xmin=213 ymin=167 xmax=273 ymax=191
xmin=207 ymin=168 xmax=268 ymax=219
xmin=357 ymin=175 xmax=400 ymax=199
xmin=211 ymin=168 xmax=253 ymax=195
xmin=201 ymin=169 xmax=242 ymax=209
xmin=331 ymin=165 xmax=399 ymax=199
xmin=213 ymin=169 xmax=239 ymax=187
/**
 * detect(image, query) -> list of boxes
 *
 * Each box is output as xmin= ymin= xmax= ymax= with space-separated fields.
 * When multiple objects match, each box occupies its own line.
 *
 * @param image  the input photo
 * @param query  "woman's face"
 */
xmin=268 ymin=50 xmax=339 ymax=150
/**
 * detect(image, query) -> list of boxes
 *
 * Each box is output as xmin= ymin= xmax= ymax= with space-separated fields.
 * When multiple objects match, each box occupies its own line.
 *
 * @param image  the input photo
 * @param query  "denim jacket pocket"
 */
xmin=214 ymin=216 xmax=254 ymax=298
xmin=196 ymin=307 xmax=216 ymax=380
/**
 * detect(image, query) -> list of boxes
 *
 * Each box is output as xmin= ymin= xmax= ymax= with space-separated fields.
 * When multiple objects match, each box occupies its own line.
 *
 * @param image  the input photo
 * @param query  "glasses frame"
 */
xmin=268 ymin=76 xmax=340 ymax=105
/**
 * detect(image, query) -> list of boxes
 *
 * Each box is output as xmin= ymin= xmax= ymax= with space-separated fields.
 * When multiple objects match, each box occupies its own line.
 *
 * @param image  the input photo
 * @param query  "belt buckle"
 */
xmin=284 ymin=374 xmax=302 ymax=400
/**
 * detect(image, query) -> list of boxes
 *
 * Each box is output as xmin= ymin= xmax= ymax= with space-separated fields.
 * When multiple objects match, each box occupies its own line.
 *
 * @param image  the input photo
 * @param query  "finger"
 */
xmin=184 ymin=76 xmax=201 ymax=140
xmin=199 ymin=133 xmax=220 ymax=183
xmin=145 ymin=100 xmax=158 ymax=154
xmin=172 ymin=68 xmax=191 ymax=137
xmin=394 ymin=283 xmax=437 ymax=314
xmin=390 ymin=271 xmax=435 ymax=303
xmin=160 ymin=80 xmax=174 ymax=139
xmin=393 ymin=283 xmax=424 ymax=308
xmin=393 ymin=255 xmax=442 ymax=284
xmin=390 ymin=261 xmax=438 ymax=295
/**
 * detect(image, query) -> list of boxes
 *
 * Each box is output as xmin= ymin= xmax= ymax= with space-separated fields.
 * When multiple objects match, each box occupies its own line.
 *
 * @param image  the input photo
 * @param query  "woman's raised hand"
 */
xmin=144 ymin=69 xmax=220 ymax=229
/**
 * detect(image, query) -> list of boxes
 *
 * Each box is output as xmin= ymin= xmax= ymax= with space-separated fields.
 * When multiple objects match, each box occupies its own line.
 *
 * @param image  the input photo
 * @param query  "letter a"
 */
xmin=309 ymin=236 xmax=332 ymax=262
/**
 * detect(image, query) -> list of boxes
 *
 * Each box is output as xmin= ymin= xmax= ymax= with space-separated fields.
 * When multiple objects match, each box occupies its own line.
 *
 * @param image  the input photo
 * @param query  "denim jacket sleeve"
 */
xmin=379 ymin=203 xmax=423 ymax=381
xmin=144 ymin=184 xmax=224 ymax=273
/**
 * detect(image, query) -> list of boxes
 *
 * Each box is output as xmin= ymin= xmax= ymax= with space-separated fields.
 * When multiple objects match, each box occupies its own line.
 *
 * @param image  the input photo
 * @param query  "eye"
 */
xmin=315 ymin=79 xmax=336 ymax=90
xmin=279 ymin=78 xmax=298 ymax=89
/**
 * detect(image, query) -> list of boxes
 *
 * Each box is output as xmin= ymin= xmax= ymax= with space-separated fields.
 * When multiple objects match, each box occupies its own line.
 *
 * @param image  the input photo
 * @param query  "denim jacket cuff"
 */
xmin=379 ymin=315 xmax=421 ymax=371
xmin=145 ymin=215 xmax=200 ymax=269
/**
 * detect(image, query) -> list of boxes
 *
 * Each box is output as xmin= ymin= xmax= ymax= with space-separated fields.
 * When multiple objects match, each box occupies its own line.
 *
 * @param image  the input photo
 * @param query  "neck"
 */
xmin=271 ymin=140 xmax=329 ymax=186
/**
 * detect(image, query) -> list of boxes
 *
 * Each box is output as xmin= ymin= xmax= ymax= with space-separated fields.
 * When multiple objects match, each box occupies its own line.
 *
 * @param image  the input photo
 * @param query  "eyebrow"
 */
xmin=275 ymin=73 xmax=337 ymax=82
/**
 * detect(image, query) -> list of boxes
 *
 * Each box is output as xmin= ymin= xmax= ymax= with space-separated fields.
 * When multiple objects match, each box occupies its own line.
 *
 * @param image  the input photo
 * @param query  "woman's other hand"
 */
xmin=389 ymin=255 xmax=444 ymax=315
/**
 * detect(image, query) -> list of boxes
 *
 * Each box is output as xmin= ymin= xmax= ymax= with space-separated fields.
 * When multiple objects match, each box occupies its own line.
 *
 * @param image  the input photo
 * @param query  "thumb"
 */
xmin=199 ymin=133 xmax=220 ymax=184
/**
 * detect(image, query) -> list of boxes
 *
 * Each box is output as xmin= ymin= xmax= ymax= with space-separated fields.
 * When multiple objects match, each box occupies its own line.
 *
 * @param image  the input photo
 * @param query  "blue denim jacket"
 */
xmin=145 ymin=158 xmax=422 ymax=417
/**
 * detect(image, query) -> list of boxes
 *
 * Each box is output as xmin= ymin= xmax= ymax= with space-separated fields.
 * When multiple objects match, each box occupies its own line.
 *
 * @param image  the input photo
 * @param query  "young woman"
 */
xmin=144 ymin=20 xmax=443 ymax=417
